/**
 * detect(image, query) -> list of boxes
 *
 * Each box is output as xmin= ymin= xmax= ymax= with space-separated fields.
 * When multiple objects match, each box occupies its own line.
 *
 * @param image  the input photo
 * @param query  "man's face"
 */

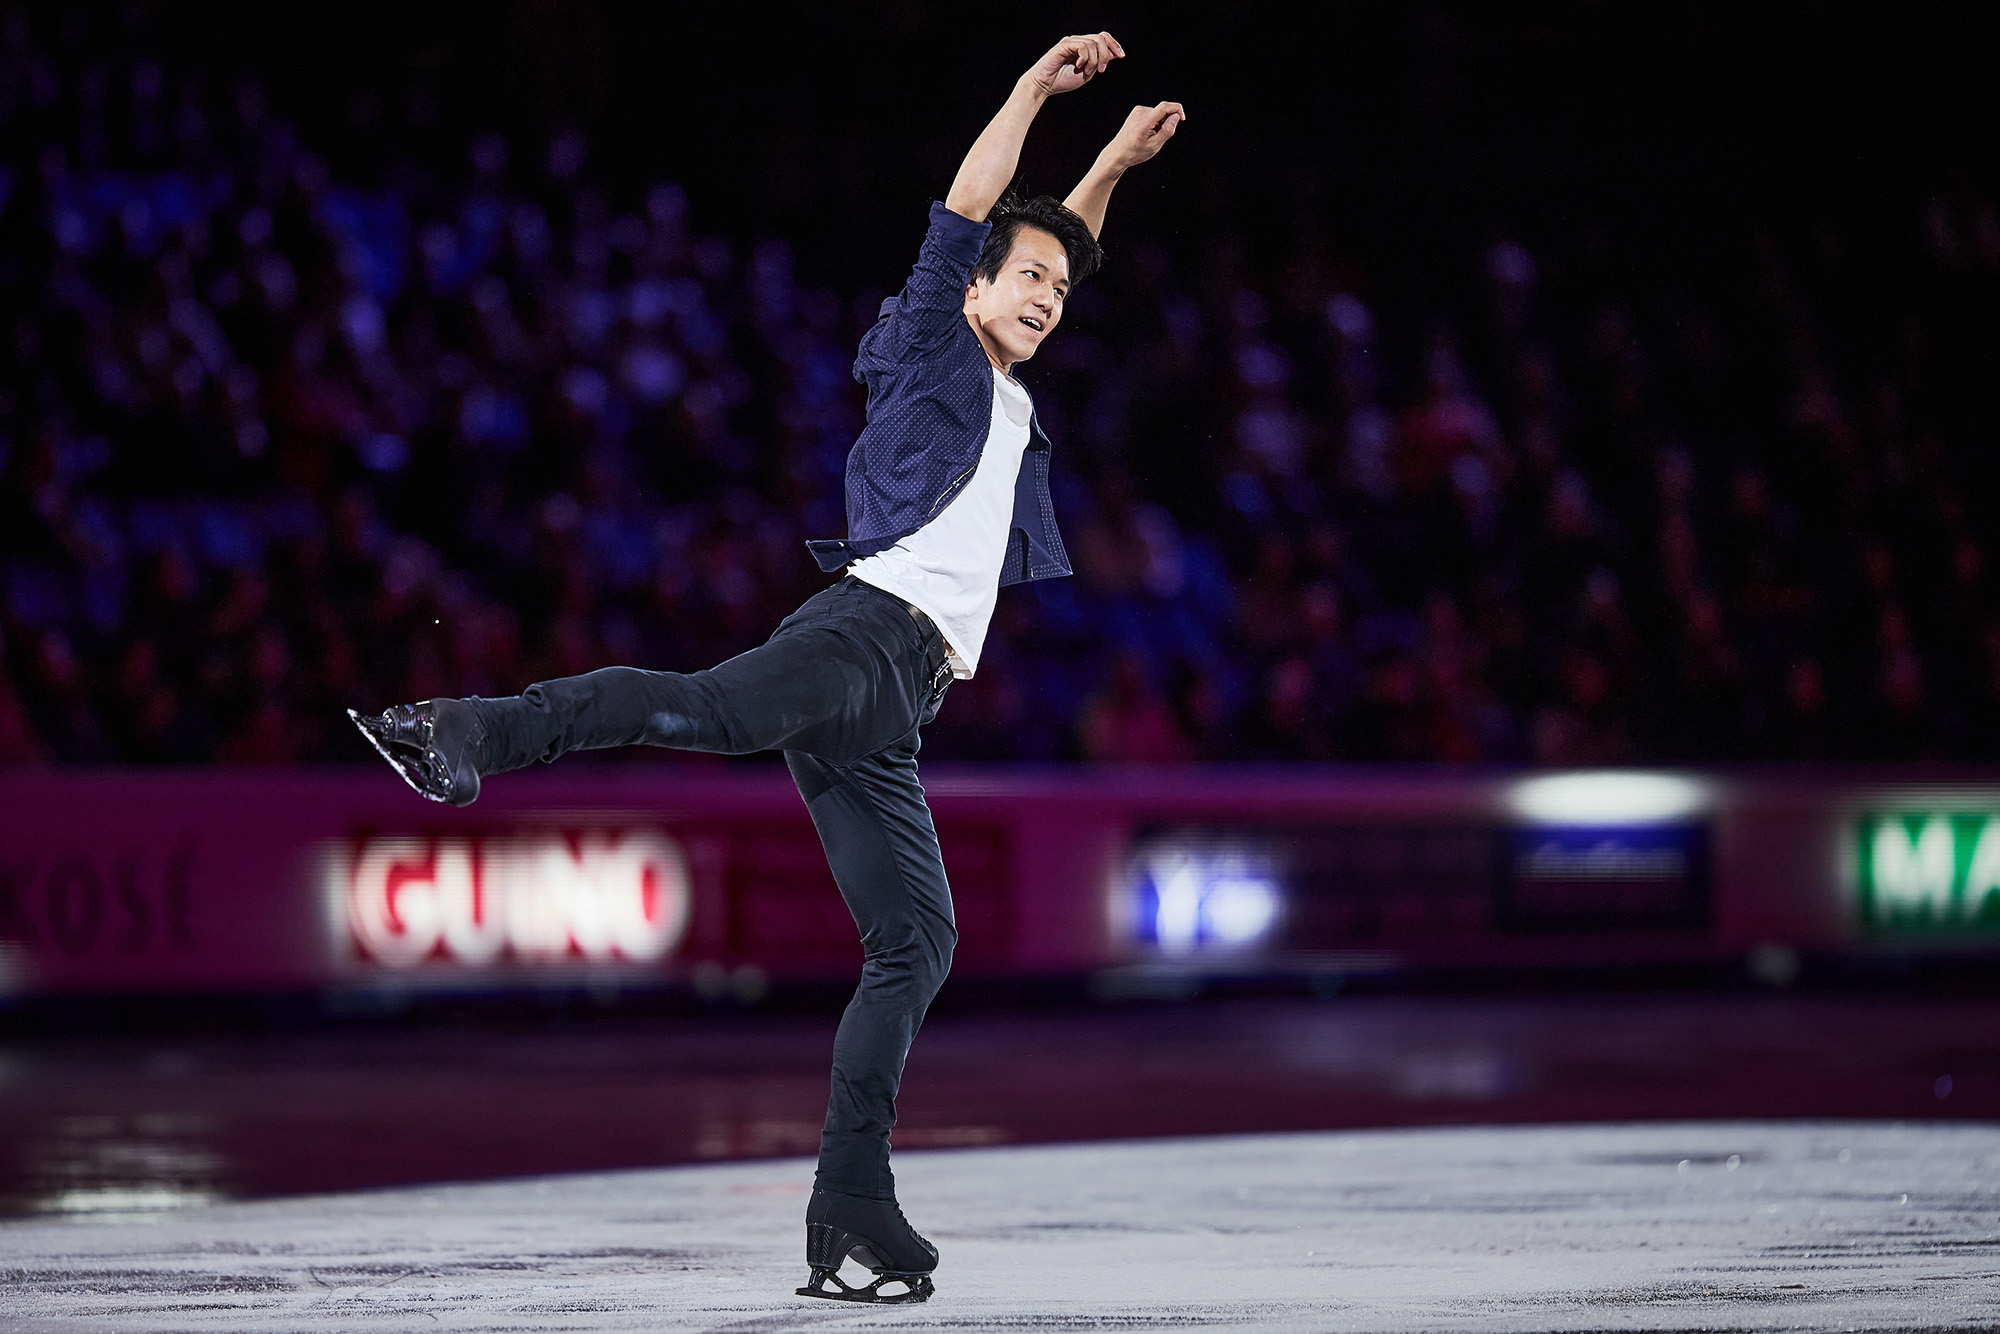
xmin=963 ymin=227 xmax=1070 ymax=370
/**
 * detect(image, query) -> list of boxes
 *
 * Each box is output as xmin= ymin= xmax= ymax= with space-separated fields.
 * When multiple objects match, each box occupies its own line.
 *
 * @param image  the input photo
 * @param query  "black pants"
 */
xmin=465 ymin=576 xmax=955 ymax=1200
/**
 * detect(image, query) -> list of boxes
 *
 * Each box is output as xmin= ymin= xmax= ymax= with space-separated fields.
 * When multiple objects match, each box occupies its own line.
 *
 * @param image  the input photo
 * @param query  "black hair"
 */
xmin=974 ymin=192 xmax=1103 ymax=287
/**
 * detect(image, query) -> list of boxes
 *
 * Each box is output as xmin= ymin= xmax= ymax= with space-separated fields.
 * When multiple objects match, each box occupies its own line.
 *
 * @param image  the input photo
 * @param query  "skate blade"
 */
xmin=796 ymin=1271 xmax=933 ymax=1304
xmin=346 ymin=708 xmax=447 ymax=804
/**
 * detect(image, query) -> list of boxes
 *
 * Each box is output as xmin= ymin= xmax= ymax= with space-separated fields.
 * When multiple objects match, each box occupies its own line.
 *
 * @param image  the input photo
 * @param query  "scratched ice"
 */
xmin=3 ymin=1120 xmax=1998 ymax=1332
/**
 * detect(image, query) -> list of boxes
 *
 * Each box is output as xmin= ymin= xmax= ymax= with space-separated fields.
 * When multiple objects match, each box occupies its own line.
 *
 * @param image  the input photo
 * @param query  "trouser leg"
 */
xmin=457 ymin=573 xmax=958 ymax=1200
xmin=787 ymin=728 xmax=955 ymax=1201
xmin=465 ymin=578 xmax=935 ymax=774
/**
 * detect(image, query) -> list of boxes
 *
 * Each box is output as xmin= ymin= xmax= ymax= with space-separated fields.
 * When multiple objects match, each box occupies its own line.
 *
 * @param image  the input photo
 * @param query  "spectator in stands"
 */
xmin=1 ymin=10 xmax=1997 ymax=768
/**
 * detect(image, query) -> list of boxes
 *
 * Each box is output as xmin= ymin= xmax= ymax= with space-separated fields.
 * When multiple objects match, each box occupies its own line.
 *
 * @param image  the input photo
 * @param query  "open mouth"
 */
xmin=1019 ymin=317 xmax=1044 ymax=333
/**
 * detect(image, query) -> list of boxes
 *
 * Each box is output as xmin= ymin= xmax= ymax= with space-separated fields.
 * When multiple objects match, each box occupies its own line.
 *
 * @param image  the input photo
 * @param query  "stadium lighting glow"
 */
xmin=1507 ymin=772 xmax=1708 ymax=826
xmin=1201 ymin=876 xmax=1282 ymax=945
xmin=1132 ymin=848 xmax=1283 ymax=953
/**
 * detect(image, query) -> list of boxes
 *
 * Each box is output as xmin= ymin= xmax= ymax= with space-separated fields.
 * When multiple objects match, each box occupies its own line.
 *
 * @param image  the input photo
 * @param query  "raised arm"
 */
xmin=1063 ymin=100 xmax=1186 ymax=240
xmin=945 ymin=32 xmax=1125 ymax=222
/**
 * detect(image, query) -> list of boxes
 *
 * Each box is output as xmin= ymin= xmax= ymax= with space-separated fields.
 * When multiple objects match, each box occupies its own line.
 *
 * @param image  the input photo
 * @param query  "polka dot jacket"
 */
xmin=806 ymin=203 xmax=1071 ymax=588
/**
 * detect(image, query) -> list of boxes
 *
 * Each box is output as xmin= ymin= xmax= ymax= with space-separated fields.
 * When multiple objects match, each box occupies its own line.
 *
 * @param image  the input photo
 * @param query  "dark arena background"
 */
xmin=2 ymin=2 xmax=1999 ymax=1329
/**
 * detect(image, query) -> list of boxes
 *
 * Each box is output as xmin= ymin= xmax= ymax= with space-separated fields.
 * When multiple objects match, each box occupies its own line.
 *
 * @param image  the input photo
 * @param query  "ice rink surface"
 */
xmin=4 ymin=1120 xmax=1997 ymax=1332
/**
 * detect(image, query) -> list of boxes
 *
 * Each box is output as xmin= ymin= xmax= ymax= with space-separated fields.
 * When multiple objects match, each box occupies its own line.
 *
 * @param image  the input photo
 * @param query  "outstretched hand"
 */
xmin=1028 ymin=32 xmax=1125 ymax=96
xmin=1104 ymin=101 xmax=1186 ymax=170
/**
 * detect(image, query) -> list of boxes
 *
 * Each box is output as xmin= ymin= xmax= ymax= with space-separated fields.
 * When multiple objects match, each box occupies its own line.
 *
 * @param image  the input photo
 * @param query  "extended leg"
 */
xmin=477 ymin=580 xmax=935 ymax=771
xmin=352 ymin=579 xmax=939 ymax=801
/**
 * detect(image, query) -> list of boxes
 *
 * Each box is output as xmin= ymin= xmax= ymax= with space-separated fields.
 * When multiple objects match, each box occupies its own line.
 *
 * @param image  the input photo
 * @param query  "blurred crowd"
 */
xmin=3 ymin=12 xmax=1999 ymax=767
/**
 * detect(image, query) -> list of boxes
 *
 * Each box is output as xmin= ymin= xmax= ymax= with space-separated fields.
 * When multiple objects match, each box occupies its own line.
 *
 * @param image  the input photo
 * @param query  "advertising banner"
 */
xmin=1854 ymin=811 xmax=2000 ymax=930
xmin=3 ymin=768 xmax=1998 ymax=997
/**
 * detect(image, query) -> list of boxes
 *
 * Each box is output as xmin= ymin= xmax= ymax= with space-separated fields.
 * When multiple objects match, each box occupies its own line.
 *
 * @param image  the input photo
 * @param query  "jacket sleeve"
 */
xmin=855 ymin=203 xmax=991 ymax=376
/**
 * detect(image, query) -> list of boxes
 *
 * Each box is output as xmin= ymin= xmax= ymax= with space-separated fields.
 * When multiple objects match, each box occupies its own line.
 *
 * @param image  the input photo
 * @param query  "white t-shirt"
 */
xmin=847 ymin=367 xmax=1032 ymax=679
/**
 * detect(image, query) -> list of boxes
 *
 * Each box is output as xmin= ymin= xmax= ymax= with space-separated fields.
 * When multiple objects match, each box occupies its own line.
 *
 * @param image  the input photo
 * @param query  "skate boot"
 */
xmin=347 ymin=699 xmax=485 ymax=806
xmin=796 ymin=1187 xmax=936 ymax=1304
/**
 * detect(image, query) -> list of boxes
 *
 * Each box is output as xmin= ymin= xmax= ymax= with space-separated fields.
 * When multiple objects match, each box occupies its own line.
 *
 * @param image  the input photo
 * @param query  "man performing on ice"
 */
xmin=350 ymin=32 xmax=1182 ymax=1304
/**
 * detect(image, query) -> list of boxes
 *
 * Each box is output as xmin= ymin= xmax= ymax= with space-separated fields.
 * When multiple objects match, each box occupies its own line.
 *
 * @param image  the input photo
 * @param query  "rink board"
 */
xmin=0 ymin=767 xmax=1996 ymax=996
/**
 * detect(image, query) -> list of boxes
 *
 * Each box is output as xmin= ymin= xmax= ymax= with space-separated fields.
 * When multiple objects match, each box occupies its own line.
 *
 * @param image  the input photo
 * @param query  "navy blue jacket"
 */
xmin=805 ymin=203 xmax=1071 ymax=586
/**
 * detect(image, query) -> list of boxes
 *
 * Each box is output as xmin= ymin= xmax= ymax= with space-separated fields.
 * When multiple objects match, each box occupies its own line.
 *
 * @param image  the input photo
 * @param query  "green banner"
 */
xmin=1855 ymin=813 xmax=2000 ymax=930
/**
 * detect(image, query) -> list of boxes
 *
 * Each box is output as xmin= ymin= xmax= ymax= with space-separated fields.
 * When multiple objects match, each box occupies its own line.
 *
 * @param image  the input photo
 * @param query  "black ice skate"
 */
xmin=347 ymin=699 xmax=485 ymax=807
xmin=796 ymin=1187 xmax=937 ymax=1304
